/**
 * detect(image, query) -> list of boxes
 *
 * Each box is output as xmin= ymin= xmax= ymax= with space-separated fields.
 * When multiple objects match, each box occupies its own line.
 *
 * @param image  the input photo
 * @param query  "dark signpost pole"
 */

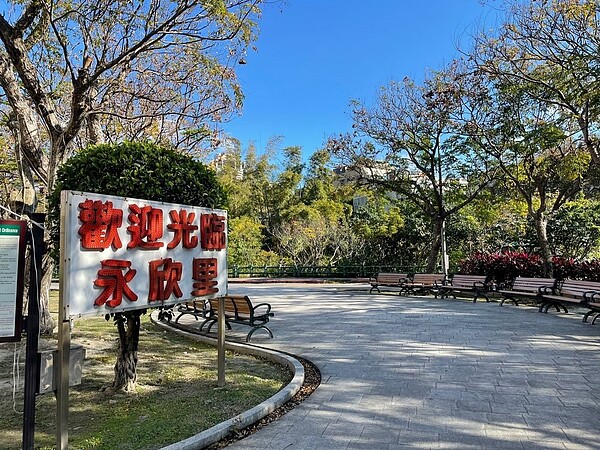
xmin=22 ymin=213 xmax=45 ymax=450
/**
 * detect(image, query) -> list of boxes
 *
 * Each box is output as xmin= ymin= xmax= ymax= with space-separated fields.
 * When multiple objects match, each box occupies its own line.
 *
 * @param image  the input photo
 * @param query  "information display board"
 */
xmin=0 ymin=220 xmax=27 ymax=342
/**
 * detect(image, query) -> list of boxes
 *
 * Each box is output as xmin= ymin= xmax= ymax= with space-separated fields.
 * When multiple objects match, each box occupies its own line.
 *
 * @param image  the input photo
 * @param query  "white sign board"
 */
xmin=0 ymin=221 xmax=26 ymax=342
xmin=61 ymin=191 xmax=227 ymax=318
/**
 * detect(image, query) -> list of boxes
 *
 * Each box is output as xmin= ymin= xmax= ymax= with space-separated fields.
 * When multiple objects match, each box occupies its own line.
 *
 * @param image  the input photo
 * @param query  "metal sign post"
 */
xmin=56 ymin=304 xmax=71 ymax=450
xmin=218 ymin=297 xmax=226 ymax=387
xmin=57 ymin=192 xmax=71 ymax=450
xmin=21 ymin=215 xmax=44 ymax=450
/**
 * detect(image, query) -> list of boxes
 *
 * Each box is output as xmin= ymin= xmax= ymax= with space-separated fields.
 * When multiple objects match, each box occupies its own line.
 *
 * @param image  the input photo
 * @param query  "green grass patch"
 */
xmin=0 ymin=293 xmax=291 ymax=450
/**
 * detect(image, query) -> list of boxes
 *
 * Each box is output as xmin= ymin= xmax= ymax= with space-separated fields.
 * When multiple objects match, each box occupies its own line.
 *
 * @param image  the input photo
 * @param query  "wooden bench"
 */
xmin=439 ymin=274 xmax=492 ymax=303
xmin=402 ymin=273 xmax=446 ymax=297
xmin=538 ymin=279 xmax=600 ymax=317
xmin=369 ymin=273 xmax=409 ymax=294
xmin=200 ymin=295 xmax=274 ymax=342
xmin=497 ymin=277 xmax=557 ymax=306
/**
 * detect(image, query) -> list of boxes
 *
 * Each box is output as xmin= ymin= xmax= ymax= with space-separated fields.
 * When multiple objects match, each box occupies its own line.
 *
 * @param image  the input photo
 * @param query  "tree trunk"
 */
xmin=112 ymin=311 xmax=142 ymax=393
xmin=425 ymin=218 xmax=443 ymax=273
xmin=39 ymin=253 xmax=56 ymax=334
xmin=533 ymin=212 xmax=553 ymax=278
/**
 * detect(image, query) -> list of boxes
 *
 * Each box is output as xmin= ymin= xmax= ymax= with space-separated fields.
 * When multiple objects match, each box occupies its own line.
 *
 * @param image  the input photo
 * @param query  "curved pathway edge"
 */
xmin=150 ymin=311 xmax=305 ymax=450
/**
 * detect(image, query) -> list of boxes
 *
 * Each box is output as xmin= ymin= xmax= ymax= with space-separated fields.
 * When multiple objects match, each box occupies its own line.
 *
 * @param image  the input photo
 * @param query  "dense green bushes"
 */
xmin=458 ymin=251 xmax=600 ymax=283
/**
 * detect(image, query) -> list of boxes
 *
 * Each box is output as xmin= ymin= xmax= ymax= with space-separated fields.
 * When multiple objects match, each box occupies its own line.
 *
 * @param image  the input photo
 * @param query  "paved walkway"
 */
xmin=176 ymin=283 xmax=600 ymax=449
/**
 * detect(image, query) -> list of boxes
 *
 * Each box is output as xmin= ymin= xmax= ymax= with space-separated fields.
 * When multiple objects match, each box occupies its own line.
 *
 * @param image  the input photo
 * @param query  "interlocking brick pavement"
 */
xmin=179 ymin=283 xmax=600 ymax=450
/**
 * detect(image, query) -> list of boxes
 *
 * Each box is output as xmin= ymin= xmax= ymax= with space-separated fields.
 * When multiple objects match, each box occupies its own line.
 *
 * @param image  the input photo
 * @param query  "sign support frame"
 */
xmin=218 ymin=297 xmax=226 ymax=387
xmin=57 ymin=191 xmax=71 ymax=450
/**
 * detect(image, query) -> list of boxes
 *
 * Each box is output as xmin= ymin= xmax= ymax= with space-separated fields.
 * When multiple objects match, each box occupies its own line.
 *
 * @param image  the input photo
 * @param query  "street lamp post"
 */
xmin=438 ymin=155 xmax=449 ymax=276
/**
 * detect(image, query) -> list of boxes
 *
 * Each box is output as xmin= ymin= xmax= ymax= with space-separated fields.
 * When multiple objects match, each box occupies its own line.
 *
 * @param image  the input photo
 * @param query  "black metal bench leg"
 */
xmin=582 ymin=310 xmax=594 ymax=322
xmin=592 ymin=314 xmax=600 ymax=325
xmin=199 ymin=318 xmax=213 ymax=331
xmin=501 ymin=296 xmax=518 ymax=307
xmin=246 ymin=325 xmax=273 ymax=342
xmin=547 ymin=303 xmax=566 ymax=313
xmin=207 ymin=320 xmax=232 ymax=333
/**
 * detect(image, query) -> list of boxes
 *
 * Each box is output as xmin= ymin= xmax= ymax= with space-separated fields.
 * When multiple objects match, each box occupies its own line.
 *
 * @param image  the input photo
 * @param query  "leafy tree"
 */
xmin=448 ymin=194 xmax=533 ymax=258
xmin=271 ymin=145 xmax=304 ymax=219
xmin=0 ymin=134 xmax=18 ymax=213
xmin=547 ymin=198 xmax=600 ymax=259
xmin=462 ymin=69 xmax=591 ymax=276
xmin=273 ymin=214 xmax=356 ymax=267
xmin=350 ymin=196 xmax=415 ymax=268
xmin=471 ymin=0 xmax=600 ymax=163
xmin=302 ymin=148 xmax=335 ymax=203
xmin=228 ymin=215 xmax=279 ymax=267
xmin=48 ymin=141 xmax=226 ymax=392
xmin=0 ymin=0 xmax=263 ymax=333
xmin=213 ymin=137 xmax=275 ymax=221
xmin=329 ymin=63 xmax=496 ymax=272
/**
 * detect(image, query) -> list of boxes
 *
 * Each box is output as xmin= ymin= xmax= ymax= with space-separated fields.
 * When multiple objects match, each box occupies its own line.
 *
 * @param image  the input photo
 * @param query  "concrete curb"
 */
xmin=150 ymin=311 xmax=305 ymax=450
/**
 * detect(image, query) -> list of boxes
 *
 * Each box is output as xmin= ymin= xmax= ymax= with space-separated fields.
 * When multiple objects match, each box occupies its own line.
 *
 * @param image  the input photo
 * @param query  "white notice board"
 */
xmin=0 ymin=220 xmax=26 ymax=342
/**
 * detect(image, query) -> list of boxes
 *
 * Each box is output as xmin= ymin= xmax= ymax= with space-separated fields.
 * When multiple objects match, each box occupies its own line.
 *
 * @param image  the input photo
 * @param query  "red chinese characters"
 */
xmin=127 ymin=204 xmax=164 ymax=249
xmin=94 ymin=259 xmax=138 ymax=308
xmin=78 ymin=196 xmax=226 ymax=312
xmin=78 ymin=200 xmax=123 ymax=250
xmin=167 ymin=210 xmax=198 ymax=249
xmin=200 ymin=213 xmax=226 ymax=250
xmin=148 ymin=258 xmax=183 ymax=302
xmin=191 ymin=258 xmax=219 ymax=296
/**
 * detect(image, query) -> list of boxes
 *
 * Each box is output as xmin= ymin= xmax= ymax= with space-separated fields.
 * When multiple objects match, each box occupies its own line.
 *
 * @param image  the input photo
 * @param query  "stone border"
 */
xmin=150 ymin=311 xmax=305 ymax=450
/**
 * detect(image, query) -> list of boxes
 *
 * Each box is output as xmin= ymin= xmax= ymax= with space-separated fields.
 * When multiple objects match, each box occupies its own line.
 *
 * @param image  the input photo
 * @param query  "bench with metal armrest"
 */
xmin=200 ymin=295 xmax=274 ymax=342
xmin=497 ymin=277 xmax=557 ymax=307
xmin=538 ymin=279 xmax=600 ymax=317
xmin=369 ymin=273 xmax=409 ymax=294
xmin=439 ymin=274 xmax=492 ymax=303
xmin=401 ymin=273 xmax=446 ymax=297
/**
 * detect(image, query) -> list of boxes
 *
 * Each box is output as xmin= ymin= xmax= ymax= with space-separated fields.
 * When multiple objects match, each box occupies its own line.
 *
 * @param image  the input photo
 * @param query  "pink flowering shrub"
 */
xmin=458 ymin=252 xmax=600 ymax=283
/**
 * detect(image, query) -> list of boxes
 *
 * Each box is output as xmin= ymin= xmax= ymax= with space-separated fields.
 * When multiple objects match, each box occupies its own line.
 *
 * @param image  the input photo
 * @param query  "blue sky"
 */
xmin=222 ymin=0 xmax=501 ymax=160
